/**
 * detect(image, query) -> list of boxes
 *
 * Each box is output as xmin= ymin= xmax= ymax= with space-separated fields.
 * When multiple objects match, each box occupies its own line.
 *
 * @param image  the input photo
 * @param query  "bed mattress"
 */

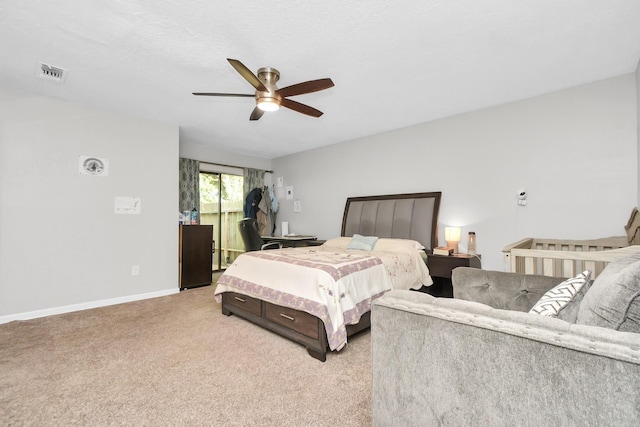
xmin=215 ymin=239 xmax=431 ymax=350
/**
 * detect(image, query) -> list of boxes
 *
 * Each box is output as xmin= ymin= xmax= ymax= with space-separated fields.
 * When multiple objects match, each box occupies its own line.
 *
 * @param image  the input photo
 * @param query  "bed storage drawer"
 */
xmin=224 ymin=292 xmax=262 ymax=316
xmin=265 ymin=303 xmax=319 ymax=340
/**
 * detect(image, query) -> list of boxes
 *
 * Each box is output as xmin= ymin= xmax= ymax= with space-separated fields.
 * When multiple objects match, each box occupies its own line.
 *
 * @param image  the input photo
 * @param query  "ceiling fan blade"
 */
xmin=250 ymin=106 xmax=265 ymax=121
xmin=277 ymin=78 xmax=334 ymax=98
xmin=280 ymin=98 xmax=323 ymax=118
xmin=227 ymin=58 xmax=267 ymax=92
xmin=192 ymin=92 xmax=254 ymax=97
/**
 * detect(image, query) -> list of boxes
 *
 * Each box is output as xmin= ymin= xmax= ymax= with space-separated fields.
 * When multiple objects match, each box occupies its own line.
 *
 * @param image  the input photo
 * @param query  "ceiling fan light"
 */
xmin=257 ymin=98 xmax=280 ymax=112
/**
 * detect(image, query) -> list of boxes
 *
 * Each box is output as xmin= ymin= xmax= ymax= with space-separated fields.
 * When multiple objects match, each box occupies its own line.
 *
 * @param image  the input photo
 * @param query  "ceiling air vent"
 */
xmin=37 ymin=62 xmax=67 ymax=83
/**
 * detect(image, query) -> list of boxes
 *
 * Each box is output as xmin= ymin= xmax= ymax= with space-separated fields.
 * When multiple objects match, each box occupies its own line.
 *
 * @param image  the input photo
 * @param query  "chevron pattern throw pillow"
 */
xmin=529 ymin=270 xmax=592 ymax=318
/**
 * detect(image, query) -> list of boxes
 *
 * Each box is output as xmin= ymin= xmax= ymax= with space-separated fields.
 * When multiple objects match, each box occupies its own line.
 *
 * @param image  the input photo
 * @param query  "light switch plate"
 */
xmin=115 ymin=197 xmax=141 ymax=214
xmin=286 ymin=186 xmax=294 ymax=200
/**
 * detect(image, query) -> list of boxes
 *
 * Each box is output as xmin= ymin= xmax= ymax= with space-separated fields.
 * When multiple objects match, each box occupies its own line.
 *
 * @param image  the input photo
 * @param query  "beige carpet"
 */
xmin=0 ymin=285 xmax=371 ymax=426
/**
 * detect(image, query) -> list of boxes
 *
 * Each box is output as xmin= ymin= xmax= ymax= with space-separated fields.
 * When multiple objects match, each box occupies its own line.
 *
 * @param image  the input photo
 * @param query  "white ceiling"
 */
xmin=2 ymin=1 xmax=640 ymax=159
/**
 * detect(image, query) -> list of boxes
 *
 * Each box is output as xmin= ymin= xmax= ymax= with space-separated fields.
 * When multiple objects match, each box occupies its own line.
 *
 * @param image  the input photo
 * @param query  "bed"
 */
xmin=214 ymin=192 xmax=441 ymax=361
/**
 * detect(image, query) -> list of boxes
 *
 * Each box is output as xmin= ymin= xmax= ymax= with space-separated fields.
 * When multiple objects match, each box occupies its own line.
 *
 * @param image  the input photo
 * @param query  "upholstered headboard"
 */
xmin=341 ymin=192 xmax=441 ymax=251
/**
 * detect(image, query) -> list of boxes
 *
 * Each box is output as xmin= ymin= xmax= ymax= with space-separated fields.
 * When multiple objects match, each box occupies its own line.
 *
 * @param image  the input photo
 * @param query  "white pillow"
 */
xmin=321 ymin=236 xmax=426 ymax=253
xmin=529 ymin=270 xmax=592 ymax=320
xmin=373 ymin=238 xmax=425 ymax=252
xmin=320 ymin=237 xmax=352 ymax=249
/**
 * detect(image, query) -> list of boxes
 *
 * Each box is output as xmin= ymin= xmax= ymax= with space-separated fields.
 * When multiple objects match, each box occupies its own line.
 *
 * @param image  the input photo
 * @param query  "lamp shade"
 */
xmin=444 ymin=226 xmax=461 ymax=253
xmin=444 ymin=227 xmax=461 ymax=243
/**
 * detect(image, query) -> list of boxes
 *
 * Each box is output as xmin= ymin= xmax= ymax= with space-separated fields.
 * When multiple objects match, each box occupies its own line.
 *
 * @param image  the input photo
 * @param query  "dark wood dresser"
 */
xmin=179 ymin=225 xmax=213 ymax=290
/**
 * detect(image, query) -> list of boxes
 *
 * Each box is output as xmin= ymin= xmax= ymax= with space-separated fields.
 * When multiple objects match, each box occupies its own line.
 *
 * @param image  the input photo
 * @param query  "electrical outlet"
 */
xmin=294 ymin=200 xmax=301 ymax=212
xmin=131 ymin=265 xmax=140 ymax=276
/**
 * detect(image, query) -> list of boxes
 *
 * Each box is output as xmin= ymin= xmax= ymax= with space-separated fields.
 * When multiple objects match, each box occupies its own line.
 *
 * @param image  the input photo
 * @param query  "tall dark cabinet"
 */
xmin=179 ymin=225 xmax=214 ymax=290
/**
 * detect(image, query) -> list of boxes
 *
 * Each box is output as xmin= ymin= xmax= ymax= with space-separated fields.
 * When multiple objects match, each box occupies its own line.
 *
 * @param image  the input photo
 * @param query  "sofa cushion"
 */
xmin=576 ymin=257 xmax=640 ymax=332
xmin=452 ymin=268 xmax=561 ymax=312
xmin=529 ymin=270 xmax=591 ymax=322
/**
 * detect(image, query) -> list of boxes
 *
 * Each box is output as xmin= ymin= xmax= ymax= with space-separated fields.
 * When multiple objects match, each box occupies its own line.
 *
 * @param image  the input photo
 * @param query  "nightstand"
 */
xmin=425 ymin=253 xmax=481 ymax=297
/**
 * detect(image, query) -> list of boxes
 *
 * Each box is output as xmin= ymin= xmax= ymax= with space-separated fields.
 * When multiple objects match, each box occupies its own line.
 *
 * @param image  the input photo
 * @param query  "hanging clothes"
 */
xmin=257 ymin=185 xmax=278 ymax=236
xmin=244 ymin=187 xmax=262 ymax=219
xmin=268 ymin=185 xmax=279 ymax=214
xmin=256 ymin=209 xmax=268 ymax=236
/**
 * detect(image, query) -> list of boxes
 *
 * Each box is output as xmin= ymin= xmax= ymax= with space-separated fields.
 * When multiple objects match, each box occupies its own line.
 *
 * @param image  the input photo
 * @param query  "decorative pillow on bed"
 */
xmin=529 ymin=270 xmax=591 ymax=321
xmin=347 ymin=234 xmax=379 ymax=251
xmin=322 ymin=236 xmax=426 ymax=252
xmin=373 ymin=238 xmax=425 ymax=252
xmin=320 ymin=237 xmax=352 ymax=249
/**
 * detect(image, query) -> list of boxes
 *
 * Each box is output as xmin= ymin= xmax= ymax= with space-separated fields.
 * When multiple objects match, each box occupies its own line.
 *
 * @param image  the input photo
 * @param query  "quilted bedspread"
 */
xmin=214 ymin=244 xmax=430 ymax=351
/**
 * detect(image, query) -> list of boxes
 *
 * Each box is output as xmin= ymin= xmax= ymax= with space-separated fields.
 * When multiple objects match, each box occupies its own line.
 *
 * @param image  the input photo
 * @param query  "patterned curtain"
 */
xmin=243 ymin=168 xmax=265 ymax=198
xmin=179 ymin=158 xmax=200 ymax=217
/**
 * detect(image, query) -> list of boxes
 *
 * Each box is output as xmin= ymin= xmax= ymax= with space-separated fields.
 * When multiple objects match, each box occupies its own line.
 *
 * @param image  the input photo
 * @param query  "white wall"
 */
xmin=273 ymin=74 xmax=638 ymax=271
xmin=0 ymin=85 xmax=179 ymax=320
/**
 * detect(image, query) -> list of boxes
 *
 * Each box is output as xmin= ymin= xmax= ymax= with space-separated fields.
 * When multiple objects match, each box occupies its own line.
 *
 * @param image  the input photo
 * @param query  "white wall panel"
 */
xmin=273 ymin=74 xmax=638 ymax=271
xmin=0 ymin=85 xmax=179 ymax=318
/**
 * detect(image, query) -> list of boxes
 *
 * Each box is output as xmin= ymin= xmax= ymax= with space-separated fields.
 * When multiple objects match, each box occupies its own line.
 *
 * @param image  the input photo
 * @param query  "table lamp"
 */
xmin=444 ymin=227 xmax=461 ymax=253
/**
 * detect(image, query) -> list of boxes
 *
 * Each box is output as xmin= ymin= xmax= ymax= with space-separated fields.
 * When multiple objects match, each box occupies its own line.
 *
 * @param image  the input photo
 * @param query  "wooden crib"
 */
xmin=502 ymin=208 xmax=640 ymax=279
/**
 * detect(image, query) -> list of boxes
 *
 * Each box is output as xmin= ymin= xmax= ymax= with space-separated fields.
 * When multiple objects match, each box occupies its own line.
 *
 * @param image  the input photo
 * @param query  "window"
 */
xmin=199 ymin=172 xmax=244 ymax=271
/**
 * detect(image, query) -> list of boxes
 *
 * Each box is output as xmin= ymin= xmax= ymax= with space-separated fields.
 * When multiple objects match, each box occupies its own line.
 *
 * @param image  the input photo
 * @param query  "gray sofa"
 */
xmin=371 ymin=252 xmax=640 ymax=426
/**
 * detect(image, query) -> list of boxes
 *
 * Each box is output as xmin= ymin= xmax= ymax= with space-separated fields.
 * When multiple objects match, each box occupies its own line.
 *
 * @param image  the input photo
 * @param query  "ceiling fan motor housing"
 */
xmin=256 ymin=67 xmax=282 ymax=110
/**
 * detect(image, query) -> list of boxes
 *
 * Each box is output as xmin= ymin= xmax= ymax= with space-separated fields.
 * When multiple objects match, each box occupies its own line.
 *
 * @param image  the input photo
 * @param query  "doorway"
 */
xmin=199 ymin=172 xmax=244 ymax=271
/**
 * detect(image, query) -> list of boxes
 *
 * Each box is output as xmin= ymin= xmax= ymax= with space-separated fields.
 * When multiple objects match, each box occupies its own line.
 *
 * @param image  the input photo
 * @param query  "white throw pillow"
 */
xmin=529 ymin=270 xmax=592 ymax=321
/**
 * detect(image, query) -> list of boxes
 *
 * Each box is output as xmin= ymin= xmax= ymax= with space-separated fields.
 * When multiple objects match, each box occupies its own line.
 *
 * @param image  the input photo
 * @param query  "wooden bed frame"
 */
xmin=220 ymin=191 xmax=441 ymax=361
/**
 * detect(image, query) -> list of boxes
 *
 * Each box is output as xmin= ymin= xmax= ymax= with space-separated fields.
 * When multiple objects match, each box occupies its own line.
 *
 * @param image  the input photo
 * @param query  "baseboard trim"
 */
xmin=0 ymin=288 xmax=180 ymax=324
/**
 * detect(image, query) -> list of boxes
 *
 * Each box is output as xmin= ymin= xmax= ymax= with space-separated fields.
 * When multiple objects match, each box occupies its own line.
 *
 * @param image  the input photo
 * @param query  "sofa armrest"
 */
xmin=452 ymin=267 xmax=562 ymax=312
xmin=371 ymin=290 xmax=640 ymax=426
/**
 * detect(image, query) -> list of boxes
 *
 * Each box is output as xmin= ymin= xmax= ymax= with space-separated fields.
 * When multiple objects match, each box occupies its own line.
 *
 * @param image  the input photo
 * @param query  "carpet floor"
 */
xmin=0 ymin=285 xmax=372 ymax=426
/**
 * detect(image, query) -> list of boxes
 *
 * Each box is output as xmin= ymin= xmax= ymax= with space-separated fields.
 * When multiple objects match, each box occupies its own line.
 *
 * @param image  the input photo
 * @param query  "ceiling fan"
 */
xmin=193 ymin=58 xmax=334 ymax=121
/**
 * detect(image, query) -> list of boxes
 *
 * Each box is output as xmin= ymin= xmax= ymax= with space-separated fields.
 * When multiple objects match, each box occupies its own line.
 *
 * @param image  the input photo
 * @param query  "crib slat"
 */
xmin=563 ymin=259 xmax=575 ymax=278
xmin=525 ymin=257 xmax=535 ymax=274
xmin=505 ymin=242 xmax=638 ymax=280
